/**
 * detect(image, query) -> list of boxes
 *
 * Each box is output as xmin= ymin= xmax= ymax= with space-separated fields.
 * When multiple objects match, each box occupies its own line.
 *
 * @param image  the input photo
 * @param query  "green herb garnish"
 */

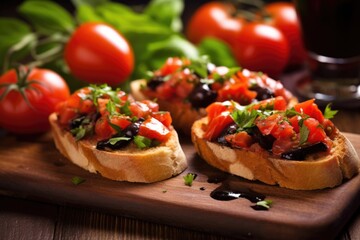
xmin=231 ymin=109 xmax=260 ymax=131
xmin=71 ymin=176 xmax=86 ymax=185
xmin=134 ymin=135 xmax=152 ymax=149
xmin=183 ymin=173 xmax=197 ymax=186
xmin=108 ymin=137 xmax=131 ymax=145
xmin=324 ymin=103 xmax=338 ymax=119
xmin=70 ymin=125 xmax=87 ymax=141
xmin=256 ymin=199 xmax=273 ymax=209
xmin=120 ymin=100 xmax=132 ymax=116
xmin=299 ymin=121 xmax=310 ymax=145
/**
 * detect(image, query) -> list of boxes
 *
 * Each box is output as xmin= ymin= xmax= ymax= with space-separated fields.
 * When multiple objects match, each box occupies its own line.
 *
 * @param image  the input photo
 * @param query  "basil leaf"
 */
xmin=324 ymin=104 xmax=338 ymax=119
xmin=108 ymin=137 xmax=131 ymax=145
xmin=70 ymin=126 xmax=87 ymax=141
xmin=299 ymin=123 xmax=310 ymax=145
xmin=120 ymin=101 xmax=132 ymax=116
xmin=18 ymin=0 xmax=75 ymax=35
xmin=75 ymin=4 xmax=104 ymax=23
xmin=134 ymin=135 xmax=152 ymax=149
xmin=197 ymin=38 xmax=238 ymax=67
xmin=144 ymin=0 xmax=184 ymax=32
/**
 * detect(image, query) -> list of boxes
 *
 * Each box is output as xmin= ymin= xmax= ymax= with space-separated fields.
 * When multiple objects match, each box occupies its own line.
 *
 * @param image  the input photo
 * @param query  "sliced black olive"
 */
xmin=69 ymin=115 xmax=86 ymax=129
xmin=249 ymin=85 xmax=274 ymax=101
xmin=147 ymin=76 xmax=165 ymax=90
xmin=281 ymin=142 xmax=328 ymax=160
xmin=188 ymin=83 xmax=217 ymax=109
xmin=216 ymin=123 xmax=238 ymax=146
xmin=123 ymin=118 xmax=144 ymax=138
xmin=250 ymin=127 xmax=276 ymax=151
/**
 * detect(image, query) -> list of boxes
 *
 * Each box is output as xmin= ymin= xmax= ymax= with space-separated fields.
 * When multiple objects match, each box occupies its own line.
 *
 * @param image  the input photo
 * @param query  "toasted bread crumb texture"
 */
xmin=50 ymin=113 xmax=187 ymax=183
xmin=191 ymin=117 xmax=360 ymax=190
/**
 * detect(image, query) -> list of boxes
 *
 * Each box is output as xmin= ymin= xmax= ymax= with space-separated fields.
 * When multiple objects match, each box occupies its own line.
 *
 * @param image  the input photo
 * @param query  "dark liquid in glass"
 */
xmin=294 ymin=0 xmax=360 ymax=58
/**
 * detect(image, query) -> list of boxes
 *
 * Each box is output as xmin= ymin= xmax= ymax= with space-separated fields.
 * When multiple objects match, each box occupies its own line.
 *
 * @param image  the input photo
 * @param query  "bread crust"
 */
xmin=49 ymin=113 xmax=187 ymax=183
xmin=191 ymin=117 xmax=360 ymax=190
xmin=130 ymin=79 xmax=298 ymax=136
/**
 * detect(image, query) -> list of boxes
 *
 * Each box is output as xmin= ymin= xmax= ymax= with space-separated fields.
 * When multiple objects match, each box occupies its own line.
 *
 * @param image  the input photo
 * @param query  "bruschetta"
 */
xmin=130 ymin=56 xmax=297 ymax=135
xmin=49 ymin=84 xmax=187 ymax=183
xmin=191 ymin=97 xmax=360 ymax=190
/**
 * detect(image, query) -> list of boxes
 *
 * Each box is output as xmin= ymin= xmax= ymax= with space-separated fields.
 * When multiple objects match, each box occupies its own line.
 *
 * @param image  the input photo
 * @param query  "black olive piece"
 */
xmin=96 ymin=137 xmax=131 ymax=150
xmin=281 ymin=142 xmax=328 ymax=161
xmin=217 ymin=123 xmax=238 ymax=146
xmin=69 ymin=115 xmax=86 ymax=129
xmin=250 ymin=127 xmax=276 ymax=151
xmin=123 ymin=118 xmax=144 ymax=138
xmin=188 ymin=83 xmax=218 ymax=109
xmin=147 ymin=76 xmax=165 ymax=90
xmin=249 ymin=85 xmax=275 ymax=101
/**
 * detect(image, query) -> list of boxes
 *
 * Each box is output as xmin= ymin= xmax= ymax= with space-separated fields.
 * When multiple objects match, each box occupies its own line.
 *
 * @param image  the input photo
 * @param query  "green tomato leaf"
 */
xmin=0 ymin=18 xmax=33 ymax=73
xmin=144 ymin=0 xmax=184 ymax=32
xmin=18 ymin=0 xmax=75 ymax=35
xmin=197 ymin=37 xmax=238 ymax=67
xmin=72 ymin=0 xmax=109 ymax=8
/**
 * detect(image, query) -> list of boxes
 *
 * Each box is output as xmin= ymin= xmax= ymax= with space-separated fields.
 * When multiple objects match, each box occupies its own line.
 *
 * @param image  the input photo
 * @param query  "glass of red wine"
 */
xmin=294 ymin=0 xmax=360 ymax=108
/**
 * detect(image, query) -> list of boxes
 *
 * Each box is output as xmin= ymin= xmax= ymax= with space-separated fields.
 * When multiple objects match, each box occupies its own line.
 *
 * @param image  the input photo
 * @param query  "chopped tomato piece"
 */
xmin=204 ymin=111 xmax=234 ymax=141
xmin=138 ymin=117 xmax=171 ymax=142
xmin=97 ymin=98 xmax=110 ymax=116
xmin=289 ymin=115 xmax=301 ymax=133
xmin=271 ymin=119 xmax=295 ymax=139
xmin=205 ymin=102 xmax=230 ymax=122
xmin=79 ymin=99 xmax=95 ymax=114
xmin=141 ymin=100 xmax=159 ymax=112
xmin=322 ymin=118 xmax=337 ymax=139
xmin=294 ymin=98 xmax=325 ymax=123
xmin=303 ymin=118 xmax=326 ymax=144
xmin=225 ymin=131 xmax=253 ymax=148
xmin=151 ymin=111 xmax=172 ymax=128
xmin=57 ymin=107 xmax=77 ymax=126
xmin=272 ymin=136 xmax=298 ymax=156
xmin=159 ymin=57 xmax=184 ymax=76
xmin=256 ymin=114 xmax=282 ymax=135
xmin=217 ymin=82 xmax=256 ymax=105
xmin=250 ymin=96 xmax=287 ymax=111
xmin=109 ymin=115 xmax=132 ymax=130
xmin=95 ymin=116 xmax=116 ymax=140
xmin=129 ymin=102 xmax=150 ymax=118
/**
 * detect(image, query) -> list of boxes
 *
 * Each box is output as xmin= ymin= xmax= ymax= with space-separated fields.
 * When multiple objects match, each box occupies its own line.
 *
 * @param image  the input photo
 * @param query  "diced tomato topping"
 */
xmin=289 ymin=115 xmax=301 ymax=133
xmin=95 ymin=116 xmax=116 ymax=140
xmin=151 ymin=111 xmax=172 ymax=128
xmin=156 ymin=82 xmax=177 ymax=100
xmin=225 ymin=131 xmax=253 ymax=148
xmin=204 ymin=111 xmax=234 ymax=141
xmin=159 ymin=57 xmax=184 ymax=76
xmin=272 ymin=136 xmax=298 ymax=156
xmin=217 ymin=82 xmax=256 ymax=105
xmin=250 ymin=96 xmax=287 ymax=111
xmin=57 ymin=107 xmax=77 ymax=126
xmin=129 ymin=101 xmax=150 ymax=118
xmin=97 ymin=98 xmax=110 ymax=116
xmin=109 ymin=115 xmax=132 ymax=130
xmin=271 ymin=119 xmax=295 ymax=139
xmin=79 ymin=99 xmax=95 ymax=114
xmin=303 ymin=118 xmax=326 ymax=144
xmin=322 ymin=118 xmax=337 ymax=139
xmin=294 ymin=99 xmax=325 ymax=123
xmin=138 ymin=117 xmax=171 ymax=142
xmin=141 ymin=100 xmax=159 ymax=112
xmin=256 ymin=114 xmax=282 ymax=135
xmin=205 ymin=102 xmax=230 ymax=122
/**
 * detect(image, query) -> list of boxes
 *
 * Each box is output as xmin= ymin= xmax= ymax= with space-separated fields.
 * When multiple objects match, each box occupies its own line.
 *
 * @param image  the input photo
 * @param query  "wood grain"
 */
xmin=0 ymin=132 xmax=359 ymax=240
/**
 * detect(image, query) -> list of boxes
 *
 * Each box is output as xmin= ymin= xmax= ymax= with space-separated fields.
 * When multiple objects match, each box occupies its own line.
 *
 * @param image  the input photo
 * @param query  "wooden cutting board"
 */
xmin=0 ymin=132 xmax=359 ymax=240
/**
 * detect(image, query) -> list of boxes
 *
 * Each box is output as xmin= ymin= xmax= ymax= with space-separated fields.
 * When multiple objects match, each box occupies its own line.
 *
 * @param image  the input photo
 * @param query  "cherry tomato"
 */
xmin=186 ymin=2 xmax=243 ymax=48
xmin=0 ymin=67 xmax=70 ymax=134
xmin=64 ymin=23 xmax=134 ymax=86
xmin=233 ymin=23 xmax=290 ymax=77
xmin=263 ymin=2 xmax=307 ymax=66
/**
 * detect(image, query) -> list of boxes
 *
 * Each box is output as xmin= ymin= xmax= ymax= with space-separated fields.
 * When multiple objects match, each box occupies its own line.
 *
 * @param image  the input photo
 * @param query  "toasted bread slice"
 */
xmin=49 ymin=113 xmax=187 ymax=183
xmin=191 ymin=117 xmax=360 ymax=190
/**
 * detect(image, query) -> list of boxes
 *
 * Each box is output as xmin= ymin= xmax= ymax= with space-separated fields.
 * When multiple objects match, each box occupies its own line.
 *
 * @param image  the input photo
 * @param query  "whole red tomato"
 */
xmin=64 ymin=23 xmax=134 ymax=86
xmin=233 ymin=23 xmax=290 ymax=77
xmin=186 ymin=2 xmax=243 ymax=48
xmin=263 ymin=2 xmax=307 ymax=66
xmin=0 ymin=67 xmax=70 ymax=134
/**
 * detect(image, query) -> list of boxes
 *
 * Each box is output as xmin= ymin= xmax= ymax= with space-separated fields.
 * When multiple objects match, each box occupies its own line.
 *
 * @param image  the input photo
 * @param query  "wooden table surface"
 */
xmin=1 ymin=72 xmax=360 ymax=240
